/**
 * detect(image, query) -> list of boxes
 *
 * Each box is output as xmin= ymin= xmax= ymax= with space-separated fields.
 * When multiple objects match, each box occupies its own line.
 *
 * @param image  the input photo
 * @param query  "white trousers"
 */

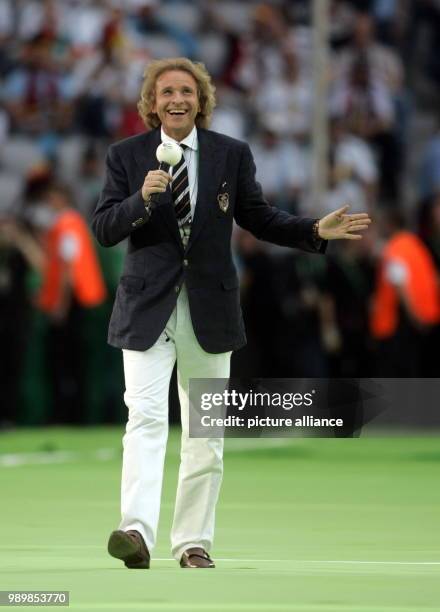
xmin=119 ymin=285 xmax=231 ymax=560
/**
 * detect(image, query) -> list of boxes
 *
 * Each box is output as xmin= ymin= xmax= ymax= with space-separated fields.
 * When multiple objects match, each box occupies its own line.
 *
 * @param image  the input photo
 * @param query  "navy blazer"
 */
xmin=92 ymin=127 xmax=326 ymax=353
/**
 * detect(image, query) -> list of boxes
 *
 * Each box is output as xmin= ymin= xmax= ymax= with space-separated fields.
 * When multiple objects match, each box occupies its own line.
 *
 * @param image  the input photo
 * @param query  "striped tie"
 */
xmin=172 ymin=144 xmax=192 ymax=230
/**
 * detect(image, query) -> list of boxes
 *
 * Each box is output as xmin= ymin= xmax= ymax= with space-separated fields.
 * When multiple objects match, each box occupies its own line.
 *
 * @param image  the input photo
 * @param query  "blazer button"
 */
xmin=175 ymin=285 xmax=180 ymax=293
xmin=183 ymin=259 xmax=189 ymax=267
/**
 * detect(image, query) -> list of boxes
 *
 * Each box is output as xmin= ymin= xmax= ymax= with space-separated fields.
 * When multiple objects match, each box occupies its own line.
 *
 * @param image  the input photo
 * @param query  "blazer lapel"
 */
xmin=133 ymin=127 xmax=183 ymax=250
xmin=187 ymin=129 xmax=227 ymax=252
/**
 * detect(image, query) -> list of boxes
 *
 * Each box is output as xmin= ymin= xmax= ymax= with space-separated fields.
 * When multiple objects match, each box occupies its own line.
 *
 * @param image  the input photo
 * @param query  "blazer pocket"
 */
xmin=120 ymin=275 xmax=145 ymax=293
xmin=222 ymin=276 xmax=239 ymax=290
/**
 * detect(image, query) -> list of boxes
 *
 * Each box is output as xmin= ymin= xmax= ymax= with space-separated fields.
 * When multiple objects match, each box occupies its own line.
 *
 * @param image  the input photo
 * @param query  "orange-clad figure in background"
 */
xmin=37 ymin=187 xmax=107 ymax=318
xmin=371 ymin=210 xmax=440 ymax=376
xmin=2 ymin=182 xmax=107 ymax=423
xmin=34 ymin=183 xmax=107 ymax=422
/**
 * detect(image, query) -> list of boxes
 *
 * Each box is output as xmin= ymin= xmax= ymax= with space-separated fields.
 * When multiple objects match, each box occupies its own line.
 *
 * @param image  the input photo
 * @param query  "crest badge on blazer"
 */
xmin=217 ymin=183 xmax=229 ymax=213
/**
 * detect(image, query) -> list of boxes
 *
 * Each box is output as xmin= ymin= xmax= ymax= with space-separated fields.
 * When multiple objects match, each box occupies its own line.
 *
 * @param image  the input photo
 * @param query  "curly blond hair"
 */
xmin=137 ymin=57 xmax=216 ymax=129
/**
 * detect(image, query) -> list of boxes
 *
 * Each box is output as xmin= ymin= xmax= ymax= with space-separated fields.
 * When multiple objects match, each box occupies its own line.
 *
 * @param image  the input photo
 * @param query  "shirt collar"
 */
xmin=160 ymin=125 xmax=198 ymax=151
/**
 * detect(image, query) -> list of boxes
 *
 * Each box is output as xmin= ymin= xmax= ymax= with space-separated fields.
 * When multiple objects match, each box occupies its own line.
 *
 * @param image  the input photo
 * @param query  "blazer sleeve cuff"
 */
xmin=122 ymin=190 xmax=152 ymax=231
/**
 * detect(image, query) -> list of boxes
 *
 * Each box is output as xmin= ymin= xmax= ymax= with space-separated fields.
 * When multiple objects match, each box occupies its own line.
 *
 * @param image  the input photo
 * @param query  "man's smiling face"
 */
xmin=152 ymin=70 xmax=200 ymax=141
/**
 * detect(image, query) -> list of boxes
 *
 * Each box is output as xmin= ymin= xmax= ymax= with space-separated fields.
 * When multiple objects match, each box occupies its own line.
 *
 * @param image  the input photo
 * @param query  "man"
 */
xmin=3 ymin=182 xmax=107 ymax=424
xmin=370 ymin=210 xmax=440 ymax=376
xmin=35 ymin=183 xmax=107 ymax=423
xmin=92 ymin=57 xmax=370 ymax=569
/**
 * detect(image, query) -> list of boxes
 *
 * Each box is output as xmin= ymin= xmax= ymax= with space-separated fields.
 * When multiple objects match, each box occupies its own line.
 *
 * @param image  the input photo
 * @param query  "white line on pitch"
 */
xmin=3 ymin=548 xmax=440 ymax=564
xmin=3 ymin=547 xmax=438 ymax=566
xmin=71 ymin=605 xmax=435 ymax=611
xmin=0 ymin=448 xmax=118 ymax=467
xmin=0 ymin=439 xmax=296 ymax=467
xmin=152 ymin=558 xmax=440 ymax=565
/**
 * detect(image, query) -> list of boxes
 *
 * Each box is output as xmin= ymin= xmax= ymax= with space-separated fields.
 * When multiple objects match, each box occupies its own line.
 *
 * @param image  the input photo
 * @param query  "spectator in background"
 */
xmin=207 ymin=82 xmax=246 ymax=140
xmin=71 ymin=24 xmax=131 ymax=140
xmin=274 ymin=250 xmax=330 ymax=378
xmin=7 ymin=0 xmax=59 ymax=42
xmin=233 ymin=229 xmax=283 ymax=378
xmin=0 ymin=215 xmax=32 ymax=427
xmin=69 ymin=4 xmax=150 ymax=142
xmin=370 ymin=210 xmax=440 ymax=376
xmin=36 ymin=183 xmax=107 ymax=423
xmin=59 ymin=0 xmax=108 ymax=52
xmin=419 ymin=123 xmax=440 ymax=202
xmin=329 ymin=116 xmax=379 ymax=210
xmin=128 ymin=0 xmax=199 ymax=60
xmin=419 ymin=192 xmax=440 ymax=376
xmin=249 ymin=127 xmax=308 ymax=214
xmin=422 ymin=192 xmax=440 ymax=272
xmin=0 ymin=164 xmax=51 ymax=427
xmin=0 ymin=1 xmax=13 ymax=44
xmin=417 ymin=123 xmax=440 ymax=255
xmin=320 ymin=148 xmax=369 ymax=215
xmin=330 ymin=52 xmax=400 ymax=203
xmin=2 ymin=32 xmax=74 ymax=158
xmin=8 ymin=182 xmax=107 ymax=423
xmin=333 ymin=10 xmax=404 ymax=94
xmin=405 ymin=0 xmax=440 ymax=88
xmin=0 ymin=102 xmax=10 ymax=146
xmin=0 ymin=37 xmax=14 ymax=82
xmin=325 ymin=239 xmax=375 ymax=377
xmin=232 ymin=3 xmax=302 ymax=95
xmin=74 ymin=144 xmax=105 ymax=221
xmin=371 ymin=0 xmax=405 ymax=48
xmin=233 ymin=228 xmax=329 ymax=379
xmin=329 ymin=0 xmax=357 ymax=50
xmin=254 ymin=51 xmax=312 ymax=142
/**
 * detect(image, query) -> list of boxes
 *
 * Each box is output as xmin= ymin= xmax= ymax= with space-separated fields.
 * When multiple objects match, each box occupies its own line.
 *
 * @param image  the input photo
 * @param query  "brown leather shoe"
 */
xmin=180 ymin=547 xmax=215 ymax=568
xmin=107 ymin=530 xmax=150 ymax=569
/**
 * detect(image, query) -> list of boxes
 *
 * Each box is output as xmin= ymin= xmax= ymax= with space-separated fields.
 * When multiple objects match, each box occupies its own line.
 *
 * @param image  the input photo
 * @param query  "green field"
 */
xmin=1 ymin=428 xmax=439 ymax=611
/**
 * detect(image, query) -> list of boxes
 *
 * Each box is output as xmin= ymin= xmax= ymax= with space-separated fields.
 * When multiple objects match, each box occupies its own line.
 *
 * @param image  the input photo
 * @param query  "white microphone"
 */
xmin=149 ymin=141 xmax=183 ymax=208
xmin=156 ymin=141 xmax=183 ymax=170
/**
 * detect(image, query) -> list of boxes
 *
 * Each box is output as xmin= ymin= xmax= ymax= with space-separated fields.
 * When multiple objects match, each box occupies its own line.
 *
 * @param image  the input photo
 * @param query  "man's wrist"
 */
xmin=312 ymin=219 xmax=322 ymax=243
xmin=143 ymin=193 xmax=152 ymax=217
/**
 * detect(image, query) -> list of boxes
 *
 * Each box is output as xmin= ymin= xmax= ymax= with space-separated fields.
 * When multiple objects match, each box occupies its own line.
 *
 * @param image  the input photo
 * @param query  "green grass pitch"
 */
xmin=1 ymin=427 xmax=439 ymax=611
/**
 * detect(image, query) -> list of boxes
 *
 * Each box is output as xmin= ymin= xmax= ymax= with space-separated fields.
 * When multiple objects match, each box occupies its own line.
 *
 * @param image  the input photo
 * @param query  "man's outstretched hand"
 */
xmin=318 ymin=205 xmax=371 ymax=240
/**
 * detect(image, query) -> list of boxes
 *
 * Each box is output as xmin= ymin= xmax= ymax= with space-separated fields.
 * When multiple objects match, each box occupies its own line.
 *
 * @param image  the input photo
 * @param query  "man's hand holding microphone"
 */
xmin=142 ymin=142 xmax=183 ymax=213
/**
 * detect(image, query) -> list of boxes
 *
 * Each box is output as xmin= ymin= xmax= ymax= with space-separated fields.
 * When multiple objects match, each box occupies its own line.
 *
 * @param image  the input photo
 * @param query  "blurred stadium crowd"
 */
xmin=1 ymin=0 xmax=440 ymax=426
